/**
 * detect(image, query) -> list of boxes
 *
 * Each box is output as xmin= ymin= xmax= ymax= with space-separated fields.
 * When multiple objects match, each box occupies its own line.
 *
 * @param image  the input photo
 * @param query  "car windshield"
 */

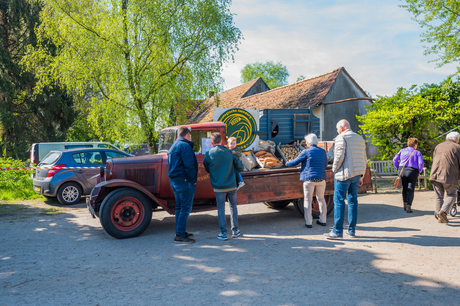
xmin=39 ymin=152 xmax=61 ymax=166
xmin=158 ymin=131 xmax=176 ymax=152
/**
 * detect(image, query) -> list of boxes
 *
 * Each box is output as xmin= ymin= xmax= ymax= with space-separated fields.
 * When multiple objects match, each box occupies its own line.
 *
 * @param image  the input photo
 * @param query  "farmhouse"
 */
xmin=190 ymin=67 xmax=375 ymax=155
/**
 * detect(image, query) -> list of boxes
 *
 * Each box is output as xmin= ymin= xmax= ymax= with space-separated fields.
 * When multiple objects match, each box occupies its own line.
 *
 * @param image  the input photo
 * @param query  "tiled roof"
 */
xmin=189 ymin=78 xmax=263 ymax=123
xmin=233 ymin=67 xmax=341 ymax=110
xmin=191 ymin=67 xmax=344 ymax=123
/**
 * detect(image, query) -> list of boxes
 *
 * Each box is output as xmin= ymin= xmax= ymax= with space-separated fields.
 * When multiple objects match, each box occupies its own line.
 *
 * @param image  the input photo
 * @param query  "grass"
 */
xmin=0 ymin=158 xmax=46 ymax=201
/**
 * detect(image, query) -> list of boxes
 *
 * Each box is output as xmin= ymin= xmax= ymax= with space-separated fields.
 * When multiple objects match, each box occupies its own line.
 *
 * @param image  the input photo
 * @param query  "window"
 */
xmin=72 ymin=151 xmax=103 ymax=165
xmin=65 ymin=144 xmax=93 ymax=149
xmin=191 ymin=130 xmax=215 ymax=154
xmin=106 ymin=152 xmax=128 ymax=159
xmin=158 ymin=131 xmax=176 ymax=152
xmin=39 ymin=152 xmax=61 ymax=166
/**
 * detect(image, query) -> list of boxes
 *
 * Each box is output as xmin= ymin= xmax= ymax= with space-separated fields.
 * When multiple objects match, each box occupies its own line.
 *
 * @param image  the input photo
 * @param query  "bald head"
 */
xmin=336 ymin=119 xmax=350 ymax=134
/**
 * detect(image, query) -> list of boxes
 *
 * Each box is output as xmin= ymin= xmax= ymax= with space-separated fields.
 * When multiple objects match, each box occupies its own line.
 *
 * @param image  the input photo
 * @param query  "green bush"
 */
xmin=0 ymin=158 xmax=44 ymax=200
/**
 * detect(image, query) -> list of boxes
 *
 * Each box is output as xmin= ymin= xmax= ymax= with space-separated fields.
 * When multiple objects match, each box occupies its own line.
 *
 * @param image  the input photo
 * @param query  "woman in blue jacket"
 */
xmin=286 ymin=134 xmax=328 ymax=228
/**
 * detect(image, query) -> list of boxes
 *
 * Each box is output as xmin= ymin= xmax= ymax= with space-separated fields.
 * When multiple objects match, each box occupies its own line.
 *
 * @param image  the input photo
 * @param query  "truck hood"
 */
xmin=111 ymin=153 xmax=165 ymax=165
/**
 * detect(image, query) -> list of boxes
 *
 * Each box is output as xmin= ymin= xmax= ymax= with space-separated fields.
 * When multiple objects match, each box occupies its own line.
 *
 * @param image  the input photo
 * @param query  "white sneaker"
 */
xmin=237 ymin=182 xmax=245 ymax=190
xmin=217 ymin=233 xmax=228 ymax=241
xmin=323 ymin=231 xmax=343 ymax=240
xmin=232 ymin=230 xmax=241 ymax=238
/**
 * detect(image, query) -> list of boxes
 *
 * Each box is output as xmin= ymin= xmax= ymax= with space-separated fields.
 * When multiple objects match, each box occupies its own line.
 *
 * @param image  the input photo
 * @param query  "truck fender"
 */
xmin=96 ymin=179 xmax=169 ymax=212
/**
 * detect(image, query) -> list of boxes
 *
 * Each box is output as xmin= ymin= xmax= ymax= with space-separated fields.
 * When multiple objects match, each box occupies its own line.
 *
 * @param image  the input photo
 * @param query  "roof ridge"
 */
xmin=236 ymin=67 xmax=342 ymax=102
xmin=217 ymin=77 xmax=261 ymax=96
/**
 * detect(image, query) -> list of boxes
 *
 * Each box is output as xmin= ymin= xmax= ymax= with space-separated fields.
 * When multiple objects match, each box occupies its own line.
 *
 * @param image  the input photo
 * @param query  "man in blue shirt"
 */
xmin=168 ymin=126 xmax=198 ymax=243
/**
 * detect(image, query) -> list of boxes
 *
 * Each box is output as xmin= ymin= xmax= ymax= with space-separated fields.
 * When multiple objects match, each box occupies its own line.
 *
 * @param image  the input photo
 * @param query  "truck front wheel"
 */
xmin=263 ymin=200 xmax=291 ymax=209
xmin=293 ymin=195 xmax=333 ymax=219
xmin=99 ymin=188 xmax=152 ymax=239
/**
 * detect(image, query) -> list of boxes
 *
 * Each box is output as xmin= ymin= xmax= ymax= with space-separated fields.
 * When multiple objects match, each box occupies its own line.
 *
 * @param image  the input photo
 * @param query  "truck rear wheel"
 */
xmin=263 ymin=200 xmax=291 ymax=209
xmin=293 ymin=195 xmax=333 ymax=219
xmin=99 ymin=188 xmax=152 ymax=239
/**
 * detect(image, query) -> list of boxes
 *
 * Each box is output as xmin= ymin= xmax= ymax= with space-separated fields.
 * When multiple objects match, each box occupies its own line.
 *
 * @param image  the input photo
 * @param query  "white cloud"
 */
xmin=221 ymin=0 xmax=458 ymax=96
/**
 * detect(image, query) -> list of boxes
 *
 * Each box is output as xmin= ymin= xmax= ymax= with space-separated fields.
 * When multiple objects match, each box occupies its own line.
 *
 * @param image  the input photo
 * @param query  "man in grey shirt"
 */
xmin=324 ymin=119 xmax=367 ymax=240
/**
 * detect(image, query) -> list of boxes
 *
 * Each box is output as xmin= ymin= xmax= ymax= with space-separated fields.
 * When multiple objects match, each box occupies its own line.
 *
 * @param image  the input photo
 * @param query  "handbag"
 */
xmin=394 ymin=149 xmax=415 ymax=189
xmin=394 ymin=177 xmax=402 ymax=189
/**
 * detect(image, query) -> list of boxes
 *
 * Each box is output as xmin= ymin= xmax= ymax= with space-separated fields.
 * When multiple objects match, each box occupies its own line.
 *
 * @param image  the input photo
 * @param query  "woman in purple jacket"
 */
xmin=393 ymin=138 xmax=424 ymax=213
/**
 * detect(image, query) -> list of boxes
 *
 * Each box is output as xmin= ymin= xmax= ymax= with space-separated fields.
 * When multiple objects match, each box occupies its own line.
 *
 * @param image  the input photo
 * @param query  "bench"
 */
xmin=371 ymin=160 xmax=427 ymax=193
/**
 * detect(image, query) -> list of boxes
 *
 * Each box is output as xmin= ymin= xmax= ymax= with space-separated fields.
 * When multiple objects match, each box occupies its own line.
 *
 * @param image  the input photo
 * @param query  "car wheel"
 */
xmin=57 ymin=182 xmax=82 ymax=205
xmin=99 ymin=188 xmax=152 ymax=239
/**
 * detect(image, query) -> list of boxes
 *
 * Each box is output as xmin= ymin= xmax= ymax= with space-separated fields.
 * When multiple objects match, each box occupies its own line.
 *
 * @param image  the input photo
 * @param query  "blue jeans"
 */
xmin=170 ymin=179 xmax=196 ymax=237
xmin=333 ymin=175 xmax=361 ymax=236
xmin=215 ymin=190 xmax=238 ymax=234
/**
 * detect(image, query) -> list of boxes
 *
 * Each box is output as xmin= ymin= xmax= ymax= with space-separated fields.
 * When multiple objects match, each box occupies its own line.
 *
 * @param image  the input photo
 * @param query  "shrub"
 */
xmin=0 ymin=158 xmax=44 ymax=200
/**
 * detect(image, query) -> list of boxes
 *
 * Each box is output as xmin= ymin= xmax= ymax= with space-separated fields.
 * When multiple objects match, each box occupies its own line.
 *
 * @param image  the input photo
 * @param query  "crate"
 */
xmin=277 ymin=143 xmax=301 ymax=165
xmin=254 ymin=150 xmax=283 ymax=169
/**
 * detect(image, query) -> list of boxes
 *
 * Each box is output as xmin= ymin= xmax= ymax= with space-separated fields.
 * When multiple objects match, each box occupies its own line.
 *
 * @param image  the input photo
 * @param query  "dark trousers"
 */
xmin=399 ymin=166 xmax=419 ymax=206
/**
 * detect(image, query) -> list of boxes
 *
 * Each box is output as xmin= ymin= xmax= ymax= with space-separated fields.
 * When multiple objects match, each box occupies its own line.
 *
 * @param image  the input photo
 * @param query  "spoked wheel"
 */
xmin=263 ymin=200 xmax=291 ymax=209
xmin=450 ymin=203 xmax=457 ymax=217
xmin=293 ymin=195 xmax=333 ymax=219
xmin=100 ymin=188 xmax=152 ymax=239
xmin=57 ymin=182 xmax=82 ymax=205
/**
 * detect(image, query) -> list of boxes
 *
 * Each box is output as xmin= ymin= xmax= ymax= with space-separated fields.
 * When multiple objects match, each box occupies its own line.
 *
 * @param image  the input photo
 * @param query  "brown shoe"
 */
xmin=437 ymin=211 xmax=449 ymax=223
xmin=406 ymin=205 xmax=413 ymax=213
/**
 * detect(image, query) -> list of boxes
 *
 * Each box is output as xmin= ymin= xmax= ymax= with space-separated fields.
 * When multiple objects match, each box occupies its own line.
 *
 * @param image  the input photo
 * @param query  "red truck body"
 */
xmin=87 ymin=122 xmax=372 ymax=239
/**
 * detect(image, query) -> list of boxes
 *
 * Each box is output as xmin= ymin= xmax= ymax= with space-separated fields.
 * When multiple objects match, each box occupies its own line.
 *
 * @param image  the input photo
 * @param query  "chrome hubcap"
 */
xmin=62 ymin=186 xmax=79 ymax=203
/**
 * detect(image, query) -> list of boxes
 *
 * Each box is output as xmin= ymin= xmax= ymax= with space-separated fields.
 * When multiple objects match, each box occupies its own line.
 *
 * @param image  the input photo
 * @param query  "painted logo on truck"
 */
xmin=218 ymin=108 xmax=257 ymax=149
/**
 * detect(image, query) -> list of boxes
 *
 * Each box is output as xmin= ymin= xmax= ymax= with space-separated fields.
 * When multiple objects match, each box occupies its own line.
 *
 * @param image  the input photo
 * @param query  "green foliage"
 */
xmin=402 ymin=0 xmax=460 ymax=70
xmin=0 ymin=158 xmax=43 ymax=200
xmin=0 ymin=0 xmax=77 ymax=160
xmin=23 ymin=0 xmax=242 ymax=154
xmin=241 ymin=61 xmax=289 ymax=89
xmin=358 ymin=78 xmax=460 ymax=165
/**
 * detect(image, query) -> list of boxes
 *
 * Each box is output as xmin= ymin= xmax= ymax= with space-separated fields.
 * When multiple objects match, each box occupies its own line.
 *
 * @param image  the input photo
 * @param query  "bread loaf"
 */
xmin=255 ymin=151 xmax=266 ymax=157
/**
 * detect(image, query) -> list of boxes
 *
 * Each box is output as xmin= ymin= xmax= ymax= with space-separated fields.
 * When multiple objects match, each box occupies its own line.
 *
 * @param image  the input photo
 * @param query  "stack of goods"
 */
xmin=255 ymin=151 xmax=282 ymax=169
xmin=242 ymin=151 xmax=257 ymax=171
xmin=279 ymin=145 xmax=301 ymax=162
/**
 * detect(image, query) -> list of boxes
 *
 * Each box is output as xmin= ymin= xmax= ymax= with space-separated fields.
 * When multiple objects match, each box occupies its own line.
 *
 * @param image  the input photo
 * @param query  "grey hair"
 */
xmin=305 ymin=133 xmax=318 ymax=145
xmin=446 ymin=132 xmax=460 ymax=141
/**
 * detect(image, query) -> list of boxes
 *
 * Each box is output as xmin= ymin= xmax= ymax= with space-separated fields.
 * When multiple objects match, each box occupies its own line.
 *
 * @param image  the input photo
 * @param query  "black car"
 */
xmin=33 ymin=148 xmax=133 ymax=205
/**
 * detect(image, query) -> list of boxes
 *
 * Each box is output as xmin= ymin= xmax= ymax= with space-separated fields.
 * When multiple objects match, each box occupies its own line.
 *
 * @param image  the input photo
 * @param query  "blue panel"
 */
xmin=258 ymin=109 xmax=320 ymax=145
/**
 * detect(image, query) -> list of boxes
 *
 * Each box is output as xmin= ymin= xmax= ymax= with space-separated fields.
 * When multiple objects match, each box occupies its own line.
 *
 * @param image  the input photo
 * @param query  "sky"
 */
xmin=220 ymin=0 xmax=458 ymax=97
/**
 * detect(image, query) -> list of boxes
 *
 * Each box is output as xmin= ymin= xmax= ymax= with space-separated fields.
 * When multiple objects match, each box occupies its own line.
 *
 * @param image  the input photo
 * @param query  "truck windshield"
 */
xmin=190 ymin=130 xmax=215 ymax=154
xmin=158 ymin=131 xmax=176 ymax=153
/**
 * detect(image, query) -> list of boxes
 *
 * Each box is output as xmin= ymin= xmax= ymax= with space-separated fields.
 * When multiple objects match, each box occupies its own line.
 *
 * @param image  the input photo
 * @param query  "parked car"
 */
xmin=33 ymin=148 xmax=133 ymax=205
xmin=30 ymin=142 xmax=123 ymax=165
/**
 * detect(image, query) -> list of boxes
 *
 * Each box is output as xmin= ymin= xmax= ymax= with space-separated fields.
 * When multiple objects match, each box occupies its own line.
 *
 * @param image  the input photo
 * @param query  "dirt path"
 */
xmin=1 ymin=190 xmax=459 ymax=305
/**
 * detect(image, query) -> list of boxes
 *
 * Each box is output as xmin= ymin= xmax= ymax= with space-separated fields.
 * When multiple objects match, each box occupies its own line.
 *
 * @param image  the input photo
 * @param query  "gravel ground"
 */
xmin=1 ymin=188 xmax=459 ymax=306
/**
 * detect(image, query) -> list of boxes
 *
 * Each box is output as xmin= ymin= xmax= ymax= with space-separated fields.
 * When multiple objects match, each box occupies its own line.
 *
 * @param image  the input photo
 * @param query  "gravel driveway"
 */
xmin=1 ymin=190 xmax=459 ymax=305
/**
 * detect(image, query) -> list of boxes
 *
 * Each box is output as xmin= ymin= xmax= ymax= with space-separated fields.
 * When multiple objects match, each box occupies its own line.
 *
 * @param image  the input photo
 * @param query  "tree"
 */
xmin=402 ymin=0 xmax=460 ymax=71
xmin=0 ymin=0 xmax=77 ymax=160
xmin=357 ymin=78 xmax=460 ymax=165
xmin=23 ymin=0 xmax=242 ymax=154
xmin=241 ymin=61 xmax=289 ymax=89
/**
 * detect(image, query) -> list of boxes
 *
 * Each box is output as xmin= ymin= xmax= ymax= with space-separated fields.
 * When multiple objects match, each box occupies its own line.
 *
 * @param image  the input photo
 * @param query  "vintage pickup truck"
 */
xmin=87 ymin=121 xmax=372 ymax=239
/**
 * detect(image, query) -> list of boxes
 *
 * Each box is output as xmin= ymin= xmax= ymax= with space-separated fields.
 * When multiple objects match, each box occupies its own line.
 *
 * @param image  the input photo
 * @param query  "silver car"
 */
xmin=33 ymin=148 xmax=132 ymax=205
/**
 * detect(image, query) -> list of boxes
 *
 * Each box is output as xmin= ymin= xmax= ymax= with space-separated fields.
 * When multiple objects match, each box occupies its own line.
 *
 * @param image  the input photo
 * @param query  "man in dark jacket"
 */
xmin=204 ymin=132 xmax=244 ymax=241
xmin=168 ymin=126 xmax=198 ymax=243
xmin=430 ymin=132 xmax=460 ymax=224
